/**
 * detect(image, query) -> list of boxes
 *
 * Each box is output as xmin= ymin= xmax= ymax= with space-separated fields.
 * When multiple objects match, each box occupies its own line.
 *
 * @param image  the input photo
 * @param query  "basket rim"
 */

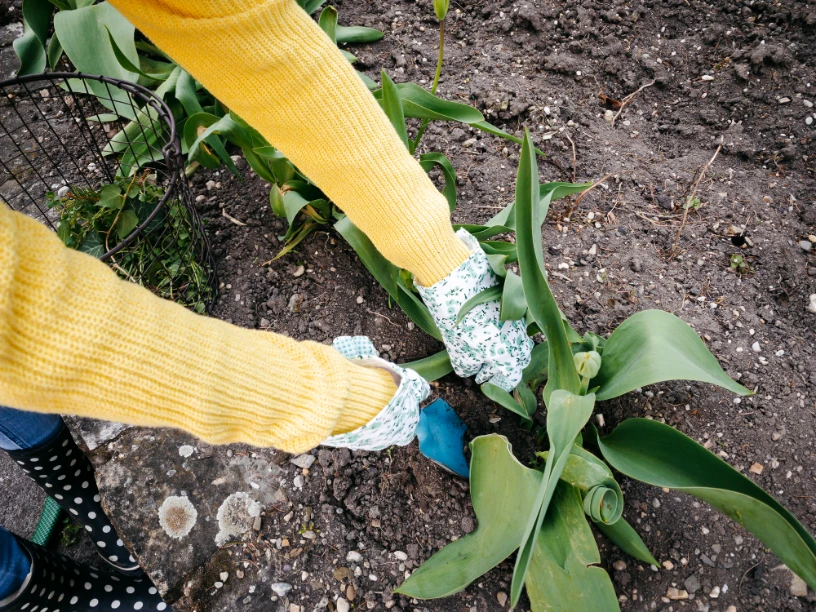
xmin=0 ymin=71 xmax=184 ymax=261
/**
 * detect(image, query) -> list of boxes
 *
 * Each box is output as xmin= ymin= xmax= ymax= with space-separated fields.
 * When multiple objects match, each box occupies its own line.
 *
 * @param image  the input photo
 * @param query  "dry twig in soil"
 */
xmin=611 ymin=80 xmax=657 ymax=128
xmin=563 ymin=173 xmax=612 ymax=221
xmin=670 ymin=140 xmax=723 ymax=256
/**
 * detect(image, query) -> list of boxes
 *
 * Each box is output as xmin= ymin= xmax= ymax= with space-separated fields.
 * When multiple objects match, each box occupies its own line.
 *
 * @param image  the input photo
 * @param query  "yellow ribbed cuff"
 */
xmin=410 ymin=225 xmax=470 ymax=287
xmin=332 ymin=362 xmax=398 ymax=435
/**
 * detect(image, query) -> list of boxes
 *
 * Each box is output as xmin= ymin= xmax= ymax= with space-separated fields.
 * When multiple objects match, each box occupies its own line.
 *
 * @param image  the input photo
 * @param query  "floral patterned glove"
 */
xmin=322 ymin=336 xmax=430 ymax=451
xmin=416 ymin=229 xmax=533 ymax=391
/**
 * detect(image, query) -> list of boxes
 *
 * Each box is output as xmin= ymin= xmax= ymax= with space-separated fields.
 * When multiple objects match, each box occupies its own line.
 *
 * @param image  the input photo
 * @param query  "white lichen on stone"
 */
xmin=178 ymin=445 xmax=195 ymax=458
xmin=215 ymin=492 xmax=262 ymax=546
xmin=158 ymin=495 xmax=198 ymax=540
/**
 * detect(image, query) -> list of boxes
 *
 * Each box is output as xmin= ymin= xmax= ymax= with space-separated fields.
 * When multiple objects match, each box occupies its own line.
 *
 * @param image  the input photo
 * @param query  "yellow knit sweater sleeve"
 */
xmin=0 ymin=205 xmax=396 ymax=453
xmin=107 ymin=0 xmax=469 ymax=286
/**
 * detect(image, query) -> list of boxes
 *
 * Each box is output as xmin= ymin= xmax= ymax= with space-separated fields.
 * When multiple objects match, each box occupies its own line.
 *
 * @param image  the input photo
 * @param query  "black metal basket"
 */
xmin=0 ymin=72 xmax=217 ymax=313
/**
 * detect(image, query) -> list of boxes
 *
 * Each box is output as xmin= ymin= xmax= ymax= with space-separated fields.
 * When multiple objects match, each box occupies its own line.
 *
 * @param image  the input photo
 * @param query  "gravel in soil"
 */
xmin=5 ymin=0 xmax=816 ymax=610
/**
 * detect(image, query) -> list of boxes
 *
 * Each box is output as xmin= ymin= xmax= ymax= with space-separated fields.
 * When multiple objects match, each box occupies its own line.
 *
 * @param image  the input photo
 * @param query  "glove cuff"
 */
xmin=414 ymin=229 xmax=500 ymax=331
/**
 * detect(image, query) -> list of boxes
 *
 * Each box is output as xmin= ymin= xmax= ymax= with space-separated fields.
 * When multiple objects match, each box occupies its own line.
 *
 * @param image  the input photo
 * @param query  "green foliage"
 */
xmin=47 ymin=174 xmax=213 ymax=312
xmin=392 ymin=129 xmax=813 ymax=609
xmin=594 ymin=419 xmax=816 ymax=590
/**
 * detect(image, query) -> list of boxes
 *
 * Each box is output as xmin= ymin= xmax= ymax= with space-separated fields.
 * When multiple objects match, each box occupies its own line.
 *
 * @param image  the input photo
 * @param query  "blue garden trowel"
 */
xmin=416 ymin=399 xmax=470 ymax=478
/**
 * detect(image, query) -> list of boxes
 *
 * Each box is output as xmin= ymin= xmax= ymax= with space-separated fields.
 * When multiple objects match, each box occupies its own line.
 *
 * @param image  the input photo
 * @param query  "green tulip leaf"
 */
xmin=595 ymin=516 xmax=659 ymax=567
xmin=591 ymin=310 xmax=752 ymax=401
xmin=514 ymin=130 xmax=579 ymax=399
xmin=317 ymin=6 xmax=338 ymax=44
xmin=418 ymin=152 xmax=457 ymax=212
xmin=14 ymin=0 xmax=53 ymax=76
xmin=500 ymin=271 xmax=527 ymax=322
xmin=526 ymin=482 xmax=620 ymax=612
xmin=455 ymin=286 xmax=502 ymax=326
xmin=594 ymin=418 xmax=816 ymax=590
xmin=489 ymin=182 xmax=592 ymax=231
xmin=380 ymin=71 xmax=409 ymax=149
xmin=403 ymin=350 xmax=453 ymax=383
xmin=396 ymin=434 xmax=541 ymax=599
xmin=511 ymin=391 xmax=595 ymax=605
xmin=373 ymin=83 xmax=484 ymax=124
xmin=481 ymin=382 xmax=530 ymax=420
xmin=54 ymin=2 xmax=139 ymax=119
xmin=335 ymin=25 xmax=384 ymax=44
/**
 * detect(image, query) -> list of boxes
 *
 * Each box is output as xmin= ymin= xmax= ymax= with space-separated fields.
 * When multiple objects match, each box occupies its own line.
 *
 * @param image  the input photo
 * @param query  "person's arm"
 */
xmin=108 ymin=0 xmax=470 ymax=287
xmin=0 ymin=205 xmax=397 ymax=453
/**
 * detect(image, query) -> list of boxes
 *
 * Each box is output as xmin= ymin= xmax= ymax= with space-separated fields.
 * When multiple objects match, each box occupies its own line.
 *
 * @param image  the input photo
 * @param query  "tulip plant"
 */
xmin=388 ymin=132 xmax=816 ymax=610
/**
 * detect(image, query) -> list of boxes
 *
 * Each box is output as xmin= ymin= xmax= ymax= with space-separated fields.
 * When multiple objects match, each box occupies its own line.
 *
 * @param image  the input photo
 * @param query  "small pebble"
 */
xmin=496 ymin=591 xmax=508 ymax=607
xmin=219 ymin=572 xmax=228 ymax=581
xmin=336 ymin=598 xmax=350 ymax=612
xmin=751 ymin=341 xmax=761 ymax=353
xmin=394 ymin=551 xmax=408 ymax=561
xmin=290 ymin=454 xmax=316 ymax=469
xmin=749 ymin=462 xmax=764 ymax=474
xmin=709 ymin=585 xmax=721 ymax=598
xmin=799 ymin=240 xmax=813 ymax=253
xmin=667 ymin=587 xmax=689 ymax=600
xmin=791 ymin=573 xmax=808 ymax=597
xmin=270 ymin=582 xmax=292 ymax=597
xmin=178 ymin=445 xmax=194 ymax=458
xmin=809 ymin=294 xmax=816 ymax=314
xmin=346 ymin=551 xmax=363 ymax=563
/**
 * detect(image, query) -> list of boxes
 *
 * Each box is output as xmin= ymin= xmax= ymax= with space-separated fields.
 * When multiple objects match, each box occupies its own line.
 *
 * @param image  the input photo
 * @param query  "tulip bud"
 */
xmin=434 ymin=0 xmax=449 ymax=21
xmin=574 ymin=351 xmax=602 ymax=379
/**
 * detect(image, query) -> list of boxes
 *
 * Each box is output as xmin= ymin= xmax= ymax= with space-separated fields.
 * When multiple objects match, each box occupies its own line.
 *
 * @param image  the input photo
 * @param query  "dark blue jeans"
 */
xmin=0 ymin=406 xmax=65 ymax=602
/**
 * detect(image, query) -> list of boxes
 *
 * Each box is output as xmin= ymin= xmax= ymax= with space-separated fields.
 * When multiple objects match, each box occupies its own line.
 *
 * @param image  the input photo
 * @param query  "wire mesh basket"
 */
xmin=0 ymin=72 xmax=217 ymax=313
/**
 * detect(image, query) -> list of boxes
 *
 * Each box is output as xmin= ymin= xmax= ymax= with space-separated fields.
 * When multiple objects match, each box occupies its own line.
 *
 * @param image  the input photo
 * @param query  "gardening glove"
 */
xmin=416 ymin=229 xmax=533 ymax=392
xmin=322 ymin=336 xmax=430 ymax=451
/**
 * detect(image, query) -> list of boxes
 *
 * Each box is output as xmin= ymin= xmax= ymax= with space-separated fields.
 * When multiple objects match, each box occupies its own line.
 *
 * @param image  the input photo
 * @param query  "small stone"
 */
xmin=336 ymin=598 xmax=350 ymax=612
xmin=684 ymin=574 xmax=701 ymax=593
xmin=751 ymin=342 xmax=761 ymax=353
xmin=394 ymin=551 xmax=408 ymax=561
xmin=667 ymin=587 xmax=689 ymax=600
xmin=791 ymin=573 xmax=808 ymax=597
xmin=805 ymin=100 xmax=815 ymax=108
xmin=346 ymin=551 xmax=363 ymax=563
xmin=253 ymin=516 xmax=262 ymax=531
xmin=496 ymin=591 xmax=508 ymax=607
xmin=57 ymin=185 xmax=69 ymax=198
xmin=302 ymin=530 xmax=315 ymax=539
xmin=663 ymin=560 xmax=674 ymax=570
xmin=220 ymin=572 xmax=229 ymax=581
xmin=613 ymin=560 xmax=627 ymax=571
xmin=604 ymin=109 xmax=615 ymax=125
xmin=346 ymin=584 xmax=356 ymax=600
xmin=333 ymin=567 xmax=352 ymax=581
xmin=726 ymin=607 xmax=737 ymax=612
xmin=356 ymin=296 xmax=364 ymax=304
xmin=701 ymin=75 xmax=715 ymax=81
xmin=709 ymin=585 xmax=721 ymax=598
xmin=778 ymin=97 xmax=792 ymax=104
xmin=799 ymin=240 xmax=812 ymax=253
xmin=290 ymin=454 xmax=316 ymax=469
xmin=178 ymin=445 xmax=195 ymax=458
xmin=270 ymin=582 xmax=292 ymax=597
xmin=806 ymin=117 xmax=814 ymax=126
xmin=39 ymin=88 xmax=50 ymax=98
xmin=214 ymin=581 xmax=224 ymax=589
xmin=292 ymin=475 xmax=304 ymax=488
xmin=292 ymin=265 xmax=305 ymax=277
xmin=749 ymin=462 xmax=764 ymax=474
xmin=462 ymin=137 xmax=477 ymax=148
xmin=289 ymin=605 xmax=301 ymax=612
xmin=206 ymin=180 xmax=216 ymax=190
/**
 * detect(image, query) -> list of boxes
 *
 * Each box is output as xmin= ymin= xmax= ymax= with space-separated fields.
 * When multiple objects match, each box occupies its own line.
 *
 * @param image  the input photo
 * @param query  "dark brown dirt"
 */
xmin=5 ymin=0 xmax=816 ymax=611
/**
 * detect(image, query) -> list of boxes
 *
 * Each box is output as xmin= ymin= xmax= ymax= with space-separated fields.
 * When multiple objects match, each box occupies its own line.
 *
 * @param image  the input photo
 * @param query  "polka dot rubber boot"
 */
xmin=1 ymin=535 xmax=169 ymax=612
xmin=6 ymin=425 xmax=141 ymax=576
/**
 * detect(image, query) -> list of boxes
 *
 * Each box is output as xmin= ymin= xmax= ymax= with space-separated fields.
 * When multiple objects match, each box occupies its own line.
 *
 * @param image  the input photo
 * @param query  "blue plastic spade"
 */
xmin=416 ymin=399 xmax=470 ymax=478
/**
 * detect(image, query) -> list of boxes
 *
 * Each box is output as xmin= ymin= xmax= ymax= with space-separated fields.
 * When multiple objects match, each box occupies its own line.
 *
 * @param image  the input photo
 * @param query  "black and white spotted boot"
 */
xmin=0 ymin=536 xmax=169 ymax=612
xmin=6 ymin=424 xmax=141 ymax=575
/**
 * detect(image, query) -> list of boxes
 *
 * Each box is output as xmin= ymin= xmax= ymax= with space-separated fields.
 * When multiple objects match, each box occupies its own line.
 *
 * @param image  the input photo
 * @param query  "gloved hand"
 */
xmin=416 ymin=229 xmax=533 ymax=391
xmin=322 ymin=336 xmax=430 ymax=451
